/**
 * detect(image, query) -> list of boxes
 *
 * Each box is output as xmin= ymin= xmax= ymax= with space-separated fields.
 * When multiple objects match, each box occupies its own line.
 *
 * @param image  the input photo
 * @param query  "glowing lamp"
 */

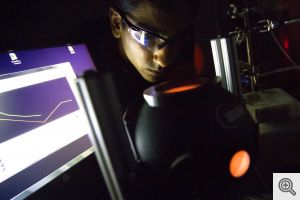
xmin=229 ymin=150 xmax=251 ymax=178
xmin=163 ymin=83 xmax=201 ymax=94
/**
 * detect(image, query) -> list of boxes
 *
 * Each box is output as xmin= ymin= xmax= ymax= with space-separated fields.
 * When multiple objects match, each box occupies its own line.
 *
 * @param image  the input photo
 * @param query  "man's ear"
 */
xmin=109 ymin=7 xmax=122 ymax=38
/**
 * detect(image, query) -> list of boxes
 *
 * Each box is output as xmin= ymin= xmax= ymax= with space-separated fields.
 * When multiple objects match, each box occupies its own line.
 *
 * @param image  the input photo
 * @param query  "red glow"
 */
xmin=194 ymin=45 xmax=204 ymax=75
xmin=283 ymin=37 xmax=289 ymax=50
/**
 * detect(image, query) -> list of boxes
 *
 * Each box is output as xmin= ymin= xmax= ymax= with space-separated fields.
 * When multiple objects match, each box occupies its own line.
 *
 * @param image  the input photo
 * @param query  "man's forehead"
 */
xmin=128 ymin=2 xmax=194 ymax=37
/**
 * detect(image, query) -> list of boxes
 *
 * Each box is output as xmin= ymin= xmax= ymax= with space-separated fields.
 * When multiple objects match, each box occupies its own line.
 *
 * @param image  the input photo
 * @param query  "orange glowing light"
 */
xmin=163 ymin=83 xmax=200 ymax=94
xmin=229 ymin=150 xmax=250 ymax=178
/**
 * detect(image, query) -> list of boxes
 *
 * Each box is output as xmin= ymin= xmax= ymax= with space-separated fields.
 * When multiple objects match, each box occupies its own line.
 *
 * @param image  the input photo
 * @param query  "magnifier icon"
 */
xmin=279 ymin=178 xmax=296 ymax=196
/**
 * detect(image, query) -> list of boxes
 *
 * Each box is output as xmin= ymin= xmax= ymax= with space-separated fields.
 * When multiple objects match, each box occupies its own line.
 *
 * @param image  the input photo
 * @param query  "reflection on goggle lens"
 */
xmin=128 ymin=28 xmax=160 ymax=49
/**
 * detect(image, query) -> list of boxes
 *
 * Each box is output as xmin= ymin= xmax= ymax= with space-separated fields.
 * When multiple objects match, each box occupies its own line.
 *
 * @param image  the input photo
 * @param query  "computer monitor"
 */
xmin=0 ymin=44 xmax=96 ymax=200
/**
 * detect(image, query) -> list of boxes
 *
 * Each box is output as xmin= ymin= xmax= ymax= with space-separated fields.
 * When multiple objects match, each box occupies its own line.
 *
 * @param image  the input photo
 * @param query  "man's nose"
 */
xmin=153 ymin=48 xmax=168 ymax=68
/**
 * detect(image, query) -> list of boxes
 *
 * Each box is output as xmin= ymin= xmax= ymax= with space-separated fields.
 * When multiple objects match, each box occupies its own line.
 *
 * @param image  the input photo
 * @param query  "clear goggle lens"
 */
xmin=128 ymin=28 xmax=165 ymax=50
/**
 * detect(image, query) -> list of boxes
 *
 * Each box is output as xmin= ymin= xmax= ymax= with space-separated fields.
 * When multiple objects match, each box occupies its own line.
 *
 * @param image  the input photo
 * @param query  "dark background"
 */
xmin=0 ymin=0 xmax=109 ymax=49
xmin=0 ymin=0 xmax=299 ymax=199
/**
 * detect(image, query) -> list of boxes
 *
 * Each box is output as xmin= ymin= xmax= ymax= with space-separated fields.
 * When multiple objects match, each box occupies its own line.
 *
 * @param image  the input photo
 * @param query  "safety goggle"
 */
xmin=120 ymin=11 xmax=193 ymax=51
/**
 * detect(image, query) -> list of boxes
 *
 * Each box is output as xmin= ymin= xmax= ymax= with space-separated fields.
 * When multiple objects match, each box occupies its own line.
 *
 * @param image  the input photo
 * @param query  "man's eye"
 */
xmin=158 ymin=40 xmax=168 ymax=48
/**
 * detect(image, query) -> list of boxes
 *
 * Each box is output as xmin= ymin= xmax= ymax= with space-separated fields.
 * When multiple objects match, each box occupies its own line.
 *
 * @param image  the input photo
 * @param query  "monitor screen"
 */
xmin=0 ymin=44 xmax=96 ymax=200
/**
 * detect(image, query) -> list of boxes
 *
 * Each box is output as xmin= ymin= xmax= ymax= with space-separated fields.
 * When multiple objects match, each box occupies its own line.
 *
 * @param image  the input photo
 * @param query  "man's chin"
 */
xmin=142 ymin=74 xmax=160 ymax=83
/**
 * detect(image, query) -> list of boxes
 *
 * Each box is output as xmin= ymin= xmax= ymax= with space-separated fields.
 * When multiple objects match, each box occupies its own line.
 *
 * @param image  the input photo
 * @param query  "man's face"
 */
xmin=110 ymin=2 xmax=195 ymax=83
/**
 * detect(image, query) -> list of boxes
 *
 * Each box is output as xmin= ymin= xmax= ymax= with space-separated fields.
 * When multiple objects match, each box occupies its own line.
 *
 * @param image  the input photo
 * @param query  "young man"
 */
xmin=109 ymin=0 xmax=200 ymax=84
xmin=106 ymin=0 xmax=202 ymax=113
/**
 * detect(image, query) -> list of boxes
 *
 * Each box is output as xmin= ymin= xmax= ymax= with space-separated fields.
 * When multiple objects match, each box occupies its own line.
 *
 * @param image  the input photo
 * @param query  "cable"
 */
xmin=260 ymin=65 xmax=300 ymax=77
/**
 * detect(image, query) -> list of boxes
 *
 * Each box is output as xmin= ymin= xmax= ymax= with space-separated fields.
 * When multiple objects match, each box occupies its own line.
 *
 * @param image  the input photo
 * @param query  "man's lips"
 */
xmin=145 ymin=68 xmax=162 ymax=76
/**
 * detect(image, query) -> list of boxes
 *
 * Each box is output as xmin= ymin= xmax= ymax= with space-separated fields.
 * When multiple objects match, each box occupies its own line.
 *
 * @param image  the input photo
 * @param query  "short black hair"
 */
xmin=111 ymin=0 xmax=201 ymax=15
